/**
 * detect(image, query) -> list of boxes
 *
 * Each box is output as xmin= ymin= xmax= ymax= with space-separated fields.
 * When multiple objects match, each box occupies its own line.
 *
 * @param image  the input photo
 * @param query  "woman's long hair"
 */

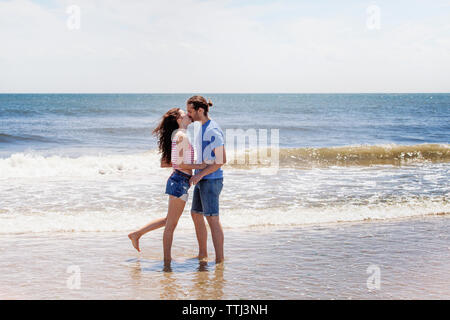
xmin=153 ymin=108 xmax=181 ymax=164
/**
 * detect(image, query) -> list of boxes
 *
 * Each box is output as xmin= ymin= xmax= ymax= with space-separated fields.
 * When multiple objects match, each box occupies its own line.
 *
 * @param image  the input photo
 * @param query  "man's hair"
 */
xmin=187 ymin=96 xmax=213 ymax=116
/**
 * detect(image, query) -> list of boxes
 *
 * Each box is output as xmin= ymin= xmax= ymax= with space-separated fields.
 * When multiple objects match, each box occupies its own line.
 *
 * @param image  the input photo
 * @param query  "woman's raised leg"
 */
xmin=128 ymin=217 xmax=167 ymax=252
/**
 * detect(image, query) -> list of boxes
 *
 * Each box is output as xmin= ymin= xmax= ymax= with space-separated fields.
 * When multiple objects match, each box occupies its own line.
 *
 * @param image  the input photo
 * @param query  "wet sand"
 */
xmin=1 ymin=215 xmax=449 ymax=300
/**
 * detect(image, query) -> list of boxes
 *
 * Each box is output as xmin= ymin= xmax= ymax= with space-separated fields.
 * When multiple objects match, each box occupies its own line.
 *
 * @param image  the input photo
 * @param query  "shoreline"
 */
xmin=1 ymin=210 xmax=449 ymax=237
xmin=1 ymin=215 xmax=449 ymax=299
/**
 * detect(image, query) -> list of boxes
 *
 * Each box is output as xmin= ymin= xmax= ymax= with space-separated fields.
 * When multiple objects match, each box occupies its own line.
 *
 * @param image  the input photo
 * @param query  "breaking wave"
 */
xmin=1 ymin=143 xmax=449 ymax=178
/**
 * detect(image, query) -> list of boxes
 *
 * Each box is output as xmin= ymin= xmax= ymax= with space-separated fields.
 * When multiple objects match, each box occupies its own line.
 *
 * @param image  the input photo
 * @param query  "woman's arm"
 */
xmin=174 ymin=132 xmax=208 ymax=170
xmin=178 ymin=163 xmax=208 ymax=170
xmin=160 ymin=159 xmax=172 ymax=168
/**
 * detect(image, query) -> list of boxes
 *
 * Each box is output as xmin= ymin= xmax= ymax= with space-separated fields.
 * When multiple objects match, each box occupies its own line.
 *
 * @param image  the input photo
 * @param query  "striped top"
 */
xmin=171 ymin=134 xmax=194 ymax=171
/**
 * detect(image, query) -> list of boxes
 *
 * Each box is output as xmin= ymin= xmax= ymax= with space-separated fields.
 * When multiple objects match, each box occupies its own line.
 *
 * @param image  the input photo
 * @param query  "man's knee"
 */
xmin=206 ymin=215 xmax=221 ymax=228
xmin=191 ymin=211 xmax=204 ymax=219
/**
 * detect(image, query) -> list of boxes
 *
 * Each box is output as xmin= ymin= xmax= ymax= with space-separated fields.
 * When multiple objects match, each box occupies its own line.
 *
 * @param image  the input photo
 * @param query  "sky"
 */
xmin=0 ymin=0 xmax=449 ymax=93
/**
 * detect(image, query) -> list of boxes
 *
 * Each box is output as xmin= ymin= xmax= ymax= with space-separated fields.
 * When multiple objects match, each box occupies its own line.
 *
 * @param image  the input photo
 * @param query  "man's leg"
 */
xmin=190 ymin=183 xmax=208 ymax=260
xmin=191 ymin=212 xmax=208 ymax=260
xmin=206 ymin=216 xmax=224 ymax=263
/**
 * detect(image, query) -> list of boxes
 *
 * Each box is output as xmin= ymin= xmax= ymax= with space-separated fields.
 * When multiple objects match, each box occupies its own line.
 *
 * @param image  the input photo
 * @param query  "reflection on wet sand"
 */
xmin=2 ymin=217 xmax=450 ymax=299
xmin=160 ymin=267 xmax=185 ymax=299
xmin=191 ymin=262 xmax=225 ymax=300
xmin=159 ymin=260 xmax=225 ymax=300
xmin=129 ymin=259 xmax=143 ymax=282
xmin=125 ymin=257 xmax=226 ymax=299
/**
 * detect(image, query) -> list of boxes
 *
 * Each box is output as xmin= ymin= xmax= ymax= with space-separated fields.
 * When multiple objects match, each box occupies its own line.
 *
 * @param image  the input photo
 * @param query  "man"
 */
xmin=186 ymin=95 xmax=226 ymax=264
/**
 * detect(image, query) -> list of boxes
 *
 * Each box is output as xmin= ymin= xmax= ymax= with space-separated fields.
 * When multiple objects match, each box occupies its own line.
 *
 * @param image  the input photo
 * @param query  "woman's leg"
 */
xmin=128 ymin=217 xmax=167 ymax=252
xmin=163 ymin=195 xmax=186 ymax=266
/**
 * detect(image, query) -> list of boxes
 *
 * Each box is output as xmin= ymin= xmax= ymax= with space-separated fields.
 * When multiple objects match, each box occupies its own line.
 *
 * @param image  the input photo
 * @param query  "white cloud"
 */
xmin=0 ymin=0 xmax=449 ymax=92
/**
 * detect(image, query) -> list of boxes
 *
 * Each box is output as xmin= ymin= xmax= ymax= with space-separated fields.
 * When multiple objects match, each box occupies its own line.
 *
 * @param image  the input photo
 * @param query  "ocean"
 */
xmin=1 ymin=93 xmax=450 ymax=299
xmin=0 ymin=93 xmax=449 ymax=234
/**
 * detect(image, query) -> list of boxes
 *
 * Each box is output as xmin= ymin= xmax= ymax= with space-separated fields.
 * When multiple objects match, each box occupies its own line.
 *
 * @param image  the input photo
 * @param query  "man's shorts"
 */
xmin=191 ymin=178 xmax=223 ymax=216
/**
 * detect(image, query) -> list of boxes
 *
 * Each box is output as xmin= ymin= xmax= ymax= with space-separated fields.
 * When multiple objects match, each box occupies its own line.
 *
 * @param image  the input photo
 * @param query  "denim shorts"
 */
xmin=191 ymin=178 xmax=224 ymax=216
xmin=165 ymin=170 xmax=191 ymax=202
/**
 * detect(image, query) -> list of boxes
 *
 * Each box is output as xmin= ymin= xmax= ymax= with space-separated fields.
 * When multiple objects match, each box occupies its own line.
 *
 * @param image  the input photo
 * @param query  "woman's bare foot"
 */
xmin=163 ymin=258 xmax=172 ymax=270
xmin=194 ymin=255 xmax=208 ymax=263
xmin=195 ymin=251 xmax=208 ymax=261
xmin=128 ymin=232 xmax=141 ymax=252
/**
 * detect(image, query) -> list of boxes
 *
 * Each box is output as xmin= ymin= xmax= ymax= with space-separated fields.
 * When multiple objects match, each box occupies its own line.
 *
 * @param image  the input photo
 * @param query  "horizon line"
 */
xmin=0 ymin=92 xmax=449 ymax=95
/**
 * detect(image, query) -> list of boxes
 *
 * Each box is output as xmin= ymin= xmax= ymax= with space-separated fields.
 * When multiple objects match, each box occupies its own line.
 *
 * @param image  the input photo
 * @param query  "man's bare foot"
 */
xmin=215 ymin=257 xmax=224 ymax=264
xmin=128 ymin=232 xmax=141 ymax=252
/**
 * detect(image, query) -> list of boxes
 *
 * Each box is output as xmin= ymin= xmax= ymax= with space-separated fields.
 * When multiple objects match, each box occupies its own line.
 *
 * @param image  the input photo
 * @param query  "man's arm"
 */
xmin=189 ymin=146 xmax=226 ymax=185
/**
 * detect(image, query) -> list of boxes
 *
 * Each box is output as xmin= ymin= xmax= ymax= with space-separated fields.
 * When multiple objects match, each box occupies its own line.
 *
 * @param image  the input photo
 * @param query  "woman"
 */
xmin=128 ymin=107 xmax=207 ymax=265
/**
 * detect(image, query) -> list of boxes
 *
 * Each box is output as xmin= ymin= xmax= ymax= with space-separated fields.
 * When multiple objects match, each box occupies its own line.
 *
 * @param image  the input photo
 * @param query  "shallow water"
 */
xmin=1 ymin=216 xmax=449 ymax=300
xmin=1 ymin=161 xmax=449 ymax=234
